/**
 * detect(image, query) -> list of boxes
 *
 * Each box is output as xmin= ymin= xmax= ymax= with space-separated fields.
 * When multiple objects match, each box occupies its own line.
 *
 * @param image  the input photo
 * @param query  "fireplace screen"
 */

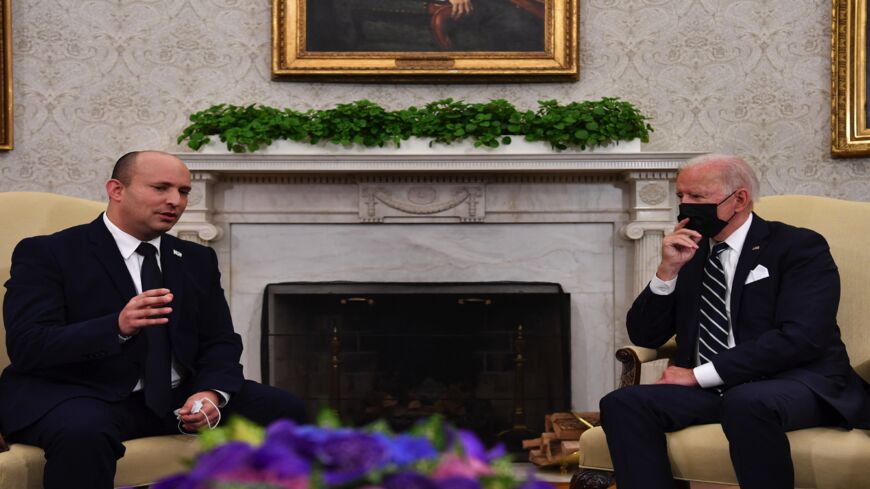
xmin=262 ymin=282 xmax=570 ymax=449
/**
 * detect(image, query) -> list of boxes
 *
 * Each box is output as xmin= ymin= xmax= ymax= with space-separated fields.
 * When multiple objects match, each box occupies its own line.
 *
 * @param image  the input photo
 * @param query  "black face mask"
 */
xmin=677 ymin=191 xmax=737 ymax=238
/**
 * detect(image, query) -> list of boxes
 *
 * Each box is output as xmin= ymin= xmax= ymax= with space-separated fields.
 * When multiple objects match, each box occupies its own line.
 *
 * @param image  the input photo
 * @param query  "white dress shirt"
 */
xmin=648 ymin=214 xmax=754 ymax=388
xmin=103 ymin=213 xmax=184 ymax=392
xmin=102 ymin=213 xmax=229 ymax=405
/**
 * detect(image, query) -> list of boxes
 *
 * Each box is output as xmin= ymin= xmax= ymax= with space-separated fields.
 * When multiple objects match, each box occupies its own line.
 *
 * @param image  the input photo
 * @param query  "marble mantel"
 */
xmin=174 ymin=150 xmax=700 ymax=410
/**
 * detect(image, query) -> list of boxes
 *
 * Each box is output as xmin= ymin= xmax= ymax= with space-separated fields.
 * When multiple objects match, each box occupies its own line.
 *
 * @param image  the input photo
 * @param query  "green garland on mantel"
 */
xmin=177 ymin=97 xmax=653 ymax=153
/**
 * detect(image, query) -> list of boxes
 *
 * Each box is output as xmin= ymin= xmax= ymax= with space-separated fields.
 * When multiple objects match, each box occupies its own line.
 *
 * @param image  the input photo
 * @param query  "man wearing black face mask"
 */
xmin=599 ymin=154 xmax=870 ymax=489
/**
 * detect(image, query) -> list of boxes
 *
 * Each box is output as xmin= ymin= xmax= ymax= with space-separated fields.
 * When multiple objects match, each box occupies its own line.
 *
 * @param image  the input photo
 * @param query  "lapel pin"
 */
xmin=173 ymin=249 xmax=183 ymax=257
xmin=751 ymin=245 xmax=760 ymax=251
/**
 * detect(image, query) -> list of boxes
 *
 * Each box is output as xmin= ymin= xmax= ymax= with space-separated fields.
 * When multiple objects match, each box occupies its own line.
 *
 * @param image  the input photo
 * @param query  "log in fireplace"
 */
xmin=262 ymin=282 xmax=571 ymax=449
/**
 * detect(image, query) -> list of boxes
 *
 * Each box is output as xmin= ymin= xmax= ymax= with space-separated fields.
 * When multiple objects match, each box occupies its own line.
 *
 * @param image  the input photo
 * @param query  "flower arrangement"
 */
xmin=153 ymin=412 xmax=554 ymax=489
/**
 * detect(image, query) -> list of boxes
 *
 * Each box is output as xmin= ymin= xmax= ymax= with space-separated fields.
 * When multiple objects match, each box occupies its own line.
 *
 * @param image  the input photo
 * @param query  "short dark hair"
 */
xmin=111 ymin=151 xmax=140 ymax=185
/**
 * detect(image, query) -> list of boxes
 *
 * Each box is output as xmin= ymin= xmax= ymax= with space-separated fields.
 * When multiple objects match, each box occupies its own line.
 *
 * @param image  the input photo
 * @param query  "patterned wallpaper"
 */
xmin=1 ymin=0 xmax=868 ymax=201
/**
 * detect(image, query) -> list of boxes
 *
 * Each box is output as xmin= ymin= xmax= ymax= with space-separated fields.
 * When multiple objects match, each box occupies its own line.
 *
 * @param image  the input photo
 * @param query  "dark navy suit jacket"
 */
xmin=0 ymin=216 xmax=244 ymax=434
xmin=627 ymin=214 xmax=870 ymax=428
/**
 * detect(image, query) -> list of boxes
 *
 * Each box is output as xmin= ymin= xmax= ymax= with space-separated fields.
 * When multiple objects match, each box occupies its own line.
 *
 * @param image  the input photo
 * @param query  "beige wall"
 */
xmin=0 ymin=0 xmax=867 ymax=201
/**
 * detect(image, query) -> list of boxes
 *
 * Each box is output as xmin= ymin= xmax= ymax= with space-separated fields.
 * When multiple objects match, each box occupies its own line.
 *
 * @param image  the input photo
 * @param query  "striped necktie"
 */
xmin=698 ymin=242 xmax=730 ymax=365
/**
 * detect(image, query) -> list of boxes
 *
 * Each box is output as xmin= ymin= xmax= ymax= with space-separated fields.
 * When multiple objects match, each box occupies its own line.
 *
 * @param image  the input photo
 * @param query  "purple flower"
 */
xmin=264 ymin=419 xmax=299 ymax=443
xmin=153 ymin=413 xmax=536 ymax=489
xmin=150 ymin=474 xmax=194 ymax=489
xmin=384 ymin=472 xmax=437 ymax=489
xmin=189 ymin=441 xmax=253 ymax=479
xmin=435 ymin=476 xmax=484 ymax=489
xmin=456 ymin=429 xmax=505 ymax=462
xmin=517 ymin=480 xmax=557 ymax=489
xmin=153 ymin=442 xmax=254 ymax=489
xmin=316 ymin=431 xmax=390 ymax=484
xmin=252 ymin=440 xmax=310 ymax=478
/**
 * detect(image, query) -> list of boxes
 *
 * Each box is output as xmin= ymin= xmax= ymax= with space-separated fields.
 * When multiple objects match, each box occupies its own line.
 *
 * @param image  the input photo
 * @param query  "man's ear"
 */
xmin=106 ymin=179 xmax=124 ymax=202
xmin=735 ymin=187 xmax=751 ymax=212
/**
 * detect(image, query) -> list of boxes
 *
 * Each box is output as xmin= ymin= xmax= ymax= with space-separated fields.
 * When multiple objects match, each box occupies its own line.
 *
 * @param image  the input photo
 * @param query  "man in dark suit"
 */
xmin=600 ymin=154 xmax=870 ymax=489
xmin=0 ymin=151 xmax=306 ymax=489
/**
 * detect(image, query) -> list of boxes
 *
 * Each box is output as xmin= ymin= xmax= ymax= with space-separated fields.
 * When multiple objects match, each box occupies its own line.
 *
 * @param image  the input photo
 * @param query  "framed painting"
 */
xmin=832 ymin=0 xmax=870 ymax=156
xmin=272 ymin=0 xmax=578 ymax=82
xmin=0 ymin=0 xmax=11 ymax=150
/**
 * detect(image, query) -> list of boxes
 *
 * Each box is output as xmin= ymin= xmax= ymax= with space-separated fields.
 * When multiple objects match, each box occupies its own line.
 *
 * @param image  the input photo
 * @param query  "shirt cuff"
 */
xmin=693 ymin=362 xmax=725 ymax=388
xmin=211 ymin=389 xmax=230 ymax=407
xmin=118 ymin=334 xmax=133 ymax=343
xmin=649 ymin=275 xmax=677 ymax=295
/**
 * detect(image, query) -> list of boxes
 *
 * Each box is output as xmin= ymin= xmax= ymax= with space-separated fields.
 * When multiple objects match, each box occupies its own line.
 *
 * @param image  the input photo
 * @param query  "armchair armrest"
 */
xmin=617 ymin=337 xmax=678 ymax=388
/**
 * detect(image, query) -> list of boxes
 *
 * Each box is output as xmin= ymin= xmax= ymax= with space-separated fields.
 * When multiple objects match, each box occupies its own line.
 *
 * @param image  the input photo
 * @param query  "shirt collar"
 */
xmin=102 ymin=212 xmax=161 ymax=260
xmin=713 ymin=212 xmax=753 ymax=254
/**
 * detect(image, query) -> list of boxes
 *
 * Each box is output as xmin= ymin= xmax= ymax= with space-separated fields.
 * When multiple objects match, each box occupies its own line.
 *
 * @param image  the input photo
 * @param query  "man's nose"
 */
xmin=166 ymin=189 xmax=183 ymax=206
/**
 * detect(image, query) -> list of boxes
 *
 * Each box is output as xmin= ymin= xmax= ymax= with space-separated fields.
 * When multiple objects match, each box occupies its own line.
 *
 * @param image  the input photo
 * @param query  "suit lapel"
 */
xmin=729 ymin=214 xmax=769 ymax=339
xmin=160 ymin=235 xmax=185 ymax=332
xmin=88 ymin=216 xmax=137 ymax=301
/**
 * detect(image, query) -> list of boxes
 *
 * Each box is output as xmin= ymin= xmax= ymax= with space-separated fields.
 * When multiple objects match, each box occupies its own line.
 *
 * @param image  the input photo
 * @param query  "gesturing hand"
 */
xmin=657 ymin=219 xmax=702 ymax=281
xmin=118 ymin=288 xmax=173 ymax=337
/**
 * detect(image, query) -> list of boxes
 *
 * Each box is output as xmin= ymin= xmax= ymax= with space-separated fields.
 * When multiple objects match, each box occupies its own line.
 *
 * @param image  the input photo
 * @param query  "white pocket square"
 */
xmin=745 ymin=264 xmax=769 ymax=284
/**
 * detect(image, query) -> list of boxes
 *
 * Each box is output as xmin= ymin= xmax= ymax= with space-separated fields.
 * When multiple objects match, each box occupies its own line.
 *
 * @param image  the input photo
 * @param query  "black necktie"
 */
xmin=698 ymin=242 xmax=730 ymax=365
xmin=136 ymin=242 xmax=172 ymax=416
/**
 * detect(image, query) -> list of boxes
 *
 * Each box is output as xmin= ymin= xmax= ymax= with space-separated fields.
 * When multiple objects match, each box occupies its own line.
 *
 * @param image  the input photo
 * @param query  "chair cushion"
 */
xmin=579 ymin=425 xmax=870 ymax=488
xmin=0 ymin=435 xmax=201 ymax=489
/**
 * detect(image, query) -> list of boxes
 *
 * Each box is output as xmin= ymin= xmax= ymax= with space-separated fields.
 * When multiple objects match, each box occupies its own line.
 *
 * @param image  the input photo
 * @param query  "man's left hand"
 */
xmin=655 ymin=366 xmax=699 ymax=386
xmin=176 ymin=390 xmax=221 ymax=431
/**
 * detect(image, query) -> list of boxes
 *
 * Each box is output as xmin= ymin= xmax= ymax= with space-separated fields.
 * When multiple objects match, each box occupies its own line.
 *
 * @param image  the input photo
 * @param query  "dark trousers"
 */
xmin=599 ymin=379 xmax=835 ymax=489
xmin=7 ymin=380 xmax=307 ymax=489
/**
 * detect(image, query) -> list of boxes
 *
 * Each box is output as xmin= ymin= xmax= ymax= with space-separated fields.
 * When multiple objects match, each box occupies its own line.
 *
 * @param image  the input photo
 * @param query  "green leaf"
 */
xmin=317 ymin=408 xmax=342 ymax=428
xmin=177 ymin=98 xmax=652 ymax=152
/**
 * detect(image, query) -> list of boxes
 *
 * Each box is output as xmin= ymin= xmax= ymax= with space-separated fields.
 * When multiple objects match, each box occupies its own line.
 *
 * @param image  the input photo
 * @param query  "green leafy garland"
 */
xmin=178 ymin=97 xmax=652 ymax=153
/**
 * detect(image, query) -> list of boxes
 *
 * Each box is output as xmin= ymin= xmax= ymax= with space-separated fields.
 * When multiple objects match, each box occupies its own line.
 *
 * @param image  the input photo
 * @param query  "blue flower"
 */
xmin=381 ymin=433 xmax=439 ymax=466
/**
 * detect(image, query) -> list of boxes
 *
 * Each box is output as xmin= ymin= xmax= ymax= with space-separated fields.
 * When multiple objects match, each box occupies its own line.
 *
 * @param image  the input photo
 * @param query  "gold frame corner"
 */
xmin=832 ymin=0 xmax=870 ymax=156
xmin=0 ymin=0 xmax=12 ymax=151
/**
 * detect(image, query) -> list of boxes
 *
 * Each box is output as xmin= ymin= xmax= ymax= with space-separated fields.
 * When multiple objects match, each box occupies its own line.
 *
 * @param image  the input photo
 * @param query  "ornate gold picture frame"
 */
xmin=0 ymin=0 xmax=11 ymax=150
xmin=272 ymin=0 xmax=578 ymax=82
xmin=832 ymin=0 xmax=870 ymax=156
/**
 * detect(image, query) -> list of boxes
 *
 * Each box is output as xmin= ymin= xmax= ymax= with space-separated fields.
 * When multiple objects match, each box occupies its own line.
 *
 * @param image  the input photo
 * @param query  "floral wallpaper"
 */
xmin=0 ymin=0 xmax=868 ymax=201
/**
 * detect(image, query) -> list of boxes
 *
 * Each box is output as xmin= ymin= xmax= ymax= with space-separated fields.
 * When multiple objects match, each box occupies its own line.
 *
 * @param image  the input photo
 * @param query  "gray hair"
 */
xmin=682 ymin=153 xmax=760 ymax=202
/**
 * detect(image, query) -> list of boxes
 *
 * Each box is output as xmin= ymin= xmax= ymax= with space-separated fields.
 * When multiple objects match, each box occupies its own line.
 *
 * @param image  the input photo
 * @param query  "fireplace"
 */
xmin=262 ymin=282 xmax=570 ymax=447
xmin=174 ymin=150 xmax=695 ymax=411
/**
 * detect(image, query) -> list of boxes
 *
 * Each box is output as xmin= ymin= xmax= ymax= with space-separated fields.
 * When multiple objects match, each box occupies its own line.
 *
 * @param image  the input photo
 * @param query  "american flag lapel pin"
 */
xmin=173 ymin=249 xmax=183 ymax=257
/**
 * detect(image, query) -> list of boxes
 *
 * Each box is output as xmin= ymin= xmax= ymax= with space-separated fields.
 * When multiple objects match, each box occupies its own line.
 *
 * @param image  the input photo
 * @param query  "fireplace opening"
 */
xmin=262 ymin=282 xmax=571 ymax=450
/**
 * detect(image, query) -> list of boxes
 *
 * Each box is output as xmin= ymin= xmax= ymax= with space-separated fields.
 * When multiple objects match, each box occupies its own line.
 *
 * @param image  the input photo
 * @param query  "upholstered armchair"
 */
xmin=0 ymin=192 xmax=200 ymax=488
xmin=573 ymin=195 xmax=870 ymax=489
